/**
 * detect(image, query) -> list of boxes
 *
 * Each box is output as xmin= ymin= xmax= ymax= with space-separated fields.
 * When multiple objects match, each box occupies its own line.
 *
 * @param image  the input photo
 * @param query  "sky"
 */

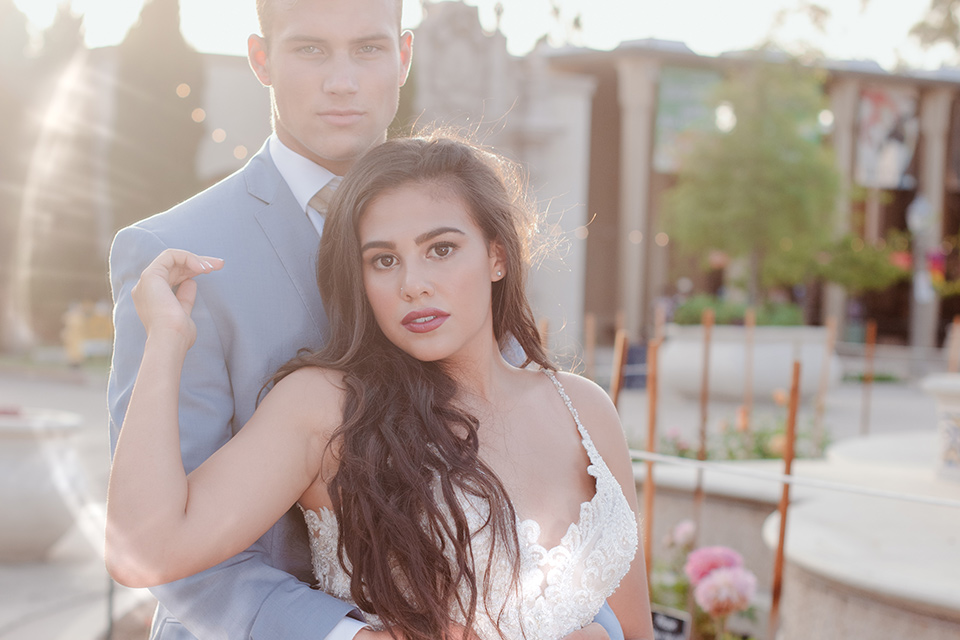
xmin=12 ymin=0 xmax=953 ymax=72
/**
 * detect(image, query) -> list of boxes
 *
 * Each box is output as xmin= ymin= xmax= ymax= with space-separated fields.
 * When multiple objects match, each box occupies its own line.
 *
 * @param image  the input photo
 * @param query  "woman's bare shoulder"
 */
xmin=551 ymin=371 xmax=627 ymax=451
xmin=552 ymin=371 xmax=616 ymax=415
xmin=258 ymin=366 xmax=347 ymax=434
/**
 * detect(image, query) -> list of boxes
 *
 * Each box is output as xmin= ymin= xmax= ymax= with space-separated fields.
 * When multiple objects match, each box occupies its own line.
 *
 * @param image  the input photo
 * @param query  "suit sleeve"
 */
xmin=593 ymin=601 xmax=624 ymax=640
xmin=107 ymin=225 xmax=357 ymax=639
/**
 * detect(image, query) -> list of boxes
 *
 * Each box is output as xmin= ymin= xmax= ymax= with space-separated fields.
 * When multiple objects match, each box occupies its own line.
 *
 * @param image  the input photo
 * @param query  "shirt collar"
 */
xmin=268 ymin=134 xmax=338 ymax=214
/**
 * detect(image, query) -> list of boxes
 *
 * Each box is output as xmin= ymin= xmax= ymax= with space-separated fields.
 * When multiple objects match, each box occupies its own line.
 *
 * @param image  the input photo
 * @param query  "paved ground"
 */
xmin=0 ymin=352 xmax=946 ymax=639
xmin=0 ymin=365 xmax=154 ymax=640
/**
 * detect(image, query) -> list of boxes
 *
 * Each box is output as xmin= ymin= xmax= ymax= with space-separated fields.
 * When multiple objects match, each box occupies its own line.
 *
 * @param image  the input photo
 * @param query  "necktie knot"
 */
xmin=308 ymin=176 xmax=343 ymax=217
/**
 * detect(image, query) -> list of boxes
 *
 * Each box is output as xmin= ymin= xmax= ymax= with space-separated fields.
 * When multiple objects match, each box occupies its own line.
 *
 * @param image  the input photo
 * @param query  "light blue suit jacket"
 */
xmin=109 ymin=141 xmax=356 ymax=639
xmin=108 ymin=140 xmax=624 ymax=640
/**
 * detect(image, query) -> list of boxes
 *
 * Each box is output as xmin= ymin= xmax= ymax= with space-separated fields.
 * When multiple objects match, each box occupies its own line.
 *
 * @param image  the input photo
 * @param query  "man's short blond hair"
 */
xmin=255 ymin=0 xmax=403 ymax=38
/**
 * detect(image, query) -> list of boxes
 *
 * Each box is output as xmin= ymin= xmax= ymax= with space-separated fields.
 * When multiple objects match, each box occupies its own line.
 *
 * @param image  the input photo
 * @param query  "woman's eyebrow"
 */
xmin=360 ymin=227 xmax=465 ymax=253
xmin=415 ymin=227 xmax=465 ymax=244
xmin=360 ymin=239 xmax=394 ymax=252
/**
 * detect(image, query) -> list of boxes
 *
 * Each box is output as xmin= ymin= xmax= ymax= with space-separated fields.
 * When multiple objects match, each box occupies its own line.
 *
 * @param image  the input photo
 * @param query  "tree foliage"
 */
xmin=911 ymin=0 xmax=960 ymax=50
xmin=36 ymin=4 xmax=85 ymax=74
xmin=662 ymin=55 xmax=840 ymax=303
xmin=816 ymin=232 xmax=911 ymax=294
xmin=109 ymin=0 xmax=205 ymax=230
xmin=0 ymin=0 xmax=32 ymax=347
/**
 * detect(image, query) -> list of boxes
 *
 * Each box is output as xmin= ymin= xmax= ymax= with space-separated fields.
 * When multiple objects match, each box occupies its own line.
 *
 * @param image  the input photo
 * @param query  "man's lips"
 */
xmin=318 ymin=110 xmax=364 ymax=126
xmin=401 ymin=309 xmax=449 ymax=333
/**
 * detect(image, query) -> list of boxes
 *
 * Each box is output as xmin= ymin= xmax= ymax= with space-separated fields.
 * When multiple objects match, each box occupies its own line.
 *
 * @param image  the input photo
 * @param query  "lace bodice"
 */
xmin=302 ymin=371 xmax=638 ymax=640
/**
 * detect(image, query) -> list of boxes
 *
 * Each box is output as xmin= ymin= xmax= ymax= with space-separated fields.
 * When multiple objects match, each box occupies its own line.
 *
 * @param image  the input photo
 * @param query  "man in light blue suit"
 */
xmin=108 ymin=0 xmax=623 ymax=638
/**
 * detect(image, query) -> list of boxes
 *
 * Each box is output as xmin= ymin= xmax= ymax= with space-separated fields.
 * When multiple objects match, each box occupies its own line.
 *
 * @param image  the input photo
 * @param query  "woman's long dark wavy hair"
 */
xmin=272 ymin=134 xmax=554 ymax=640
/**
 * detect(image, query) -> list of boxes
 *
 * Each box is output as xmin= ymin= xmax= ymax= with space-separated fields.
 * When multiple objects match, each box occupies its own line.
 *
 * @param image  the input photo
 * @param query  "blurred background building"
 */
xmin=4 ymin=0 xmax=960 ymax=361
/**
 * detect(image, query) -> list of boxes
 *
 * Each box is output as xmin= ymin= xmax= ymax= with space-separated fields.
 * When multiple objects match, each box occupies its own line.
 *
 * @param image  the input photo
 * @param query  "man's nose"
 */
xmin=323 ymin=55 xmax=359 ymax=95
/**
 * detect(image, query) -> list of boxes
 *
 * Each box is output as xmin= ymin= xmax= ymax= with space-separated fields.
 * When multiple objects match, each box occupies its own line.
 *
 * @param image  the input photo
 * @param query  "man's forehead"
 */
xmin=272 ymin=0 xmax=400 ymax=19
xmin=267 ymin=0 xmax=402 ymax=37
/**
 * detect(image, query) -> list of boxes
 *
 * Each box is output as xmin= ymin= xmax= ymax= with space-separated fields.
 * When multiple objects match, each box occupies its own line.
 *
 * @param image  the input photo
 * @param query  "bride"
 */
xmin=105 ymin=135 xmax=654 ymax=640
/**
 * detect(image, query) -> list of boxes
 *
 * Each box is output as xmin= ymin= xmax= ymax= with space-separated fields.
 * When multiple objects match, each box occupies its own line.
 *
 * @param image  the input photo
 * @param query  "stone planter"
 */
xmin=659 ymin=324 xmax=842 ymax=403
xmin=0 ymin=408 xmax=83 ymax=562
xmin=919 ymin=373 xmax=960 ymax=483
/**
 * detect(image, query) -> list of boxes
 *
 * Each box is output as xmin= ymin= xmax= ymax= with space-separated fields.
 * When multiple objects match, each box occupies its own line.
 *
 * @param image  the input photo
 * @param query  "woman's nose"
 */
xmin=400 ymin=267 xmax=433 ymax=300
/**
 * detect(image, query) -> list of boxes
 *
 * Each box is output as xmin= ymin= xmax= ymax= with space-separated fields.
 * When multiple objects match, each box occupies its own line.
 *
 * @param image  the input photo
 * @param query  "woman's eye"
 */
xmin=374 ymin=255 xmax=396 ymax=269
xmin=432 ymin=243 xmax=455 ymax=258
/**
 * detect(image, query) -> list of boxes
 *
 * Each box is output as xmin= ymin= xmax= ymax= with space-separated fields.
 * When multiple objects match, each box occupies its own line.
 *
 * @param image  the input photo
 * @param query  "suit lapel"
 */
xmin=245 ymin=145 xmax=328 ymax=340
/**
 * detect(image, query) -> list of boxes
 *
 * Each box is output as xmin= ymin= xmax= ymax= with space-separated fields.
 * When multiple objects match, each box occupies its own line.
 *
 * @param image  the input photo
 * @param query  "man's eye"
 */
xmin=299 ymin=46 xmax=320 ymax=55
xmin=358 ymin=45 xmax=380 ymax=54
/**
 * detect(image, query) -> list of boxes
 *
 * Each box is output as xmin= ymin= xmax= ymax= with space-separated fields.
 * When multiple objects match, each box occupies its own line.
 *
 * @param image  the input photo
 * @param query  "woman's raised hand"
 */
xmin=131 ymin=249 xmax=223 ymax=348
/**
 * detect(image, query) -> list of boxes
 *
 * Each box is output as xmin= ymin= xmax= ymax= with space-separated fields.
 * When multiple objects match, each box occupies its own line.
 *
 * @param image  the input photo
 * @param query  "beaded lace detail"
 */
xmin=302 ymin=371 xmax=638 ymax=640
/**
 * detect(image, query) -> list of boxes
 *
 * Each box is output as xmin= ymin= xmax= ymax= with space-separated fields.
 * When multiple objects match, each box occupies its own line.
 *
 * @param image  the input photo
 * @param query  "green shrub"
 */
xmin=673 ymin=295 xmax=803 ymax=326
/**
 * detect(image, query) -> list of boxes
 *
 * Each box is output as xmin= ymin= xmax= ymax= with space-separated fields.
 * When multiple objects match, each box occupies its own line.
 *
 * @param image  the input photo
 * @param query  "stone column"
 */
xmin=912 ymin=88 xmax=953 ymax=350
xmin=522 ymin=56 xmax=597 ymax=362
xmin=825 ymin=78 xmax=859 ymax=336
xmin=616 ymin=56 xmax=659 ymax=341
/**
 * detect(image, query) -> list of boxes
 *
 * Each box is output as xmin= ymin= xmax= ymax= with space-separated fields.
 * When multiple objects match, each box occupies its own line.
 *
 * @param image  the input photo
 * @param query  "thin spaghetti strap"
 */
xmin=542 ymin=370 xmax=593 ymax=446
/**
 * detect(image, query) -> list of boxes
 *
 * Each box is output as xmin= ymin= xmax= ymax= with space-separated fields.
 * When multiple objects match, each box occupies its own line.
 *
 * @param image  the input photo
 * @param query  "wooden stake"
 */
xmin=949 ymin=315 xmax=960 ymax=373
xmin=691 ymin=308 xmax=714 ymax=544
xmin=609 ymin=329 xmax=630 ymax=409
xmin=743 ymin=307 xmax=756 ymax=432
xmin=584 ymin=312 xmax=597 ymax=380
xmin=642 ymin=338 xmax=661 ymax=585
xmin=768 ymin=360 xmax=801 ymax=640
xmin=861 ymin=319 xmax=877 ymax=436
xmin=654 ymin=301 xmax=667 ymax=343
xmin=813 ymin=317 xmax=838 ymax=454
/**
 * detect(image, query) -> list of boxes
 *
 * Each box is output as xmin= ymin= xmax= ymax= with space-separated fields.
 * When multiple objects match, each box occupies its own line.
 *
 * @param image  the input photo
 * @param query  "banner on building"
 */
xmin=653 ymin=66 xmax=723 ymax=174
xmin=855 ymin=86 xmax=919 ymax=190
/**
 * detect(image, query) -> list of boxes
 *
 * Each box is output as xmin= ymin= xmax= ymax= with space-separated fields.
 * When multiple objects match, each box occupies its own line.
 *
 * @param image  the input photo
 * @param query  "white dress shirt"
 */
xmin=268 ymin=135 xmax=340 ymax=237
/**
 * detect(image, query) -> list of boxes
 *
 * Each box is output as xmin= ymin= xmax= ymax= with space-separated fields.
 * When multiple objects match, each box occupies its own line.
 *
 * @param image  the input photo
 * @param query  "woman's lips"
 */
xmin=402 ymin=309 xmax=449 ymax=333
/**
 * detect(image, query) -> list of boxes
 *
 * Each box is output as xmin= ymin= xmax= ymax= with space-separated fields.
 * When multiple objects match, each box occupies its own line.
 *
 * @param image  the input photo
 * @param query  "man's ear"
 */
xmin=398 ymin=30 xmax=414 ymax=87
xmin=248 ymin=34 xmax=271 ymax=86
xmin=489 ymin=239 xmax=506 ymax=282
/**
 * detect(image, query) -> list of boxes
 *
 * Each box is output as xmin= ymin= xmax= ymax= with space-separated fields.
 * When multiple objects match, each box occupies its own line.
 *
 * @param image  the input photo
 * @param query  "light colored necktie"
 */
xmin=308 ymin=176 xmax=343 ymax=217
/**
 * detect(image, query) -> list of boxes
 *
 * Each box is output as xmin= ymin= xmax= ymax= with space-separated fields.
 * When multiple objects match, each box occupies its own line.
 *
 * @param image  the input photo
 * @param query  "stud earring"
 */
xmin=497 ymin=271 xmax=502 ymax=278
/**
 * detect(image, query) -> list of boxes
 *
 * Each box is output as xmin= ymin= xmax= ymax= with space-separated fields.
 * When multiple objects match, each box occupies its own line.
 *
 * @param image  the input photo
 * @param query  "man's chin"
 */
xmin=302 ymin=144 xmax=369 ymax=174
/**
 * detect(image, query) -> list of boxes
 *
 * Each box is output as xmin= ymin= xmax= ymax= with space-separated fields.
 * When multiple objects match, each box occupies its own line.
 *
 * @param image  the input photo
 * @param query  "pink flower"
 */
xmin=889 ymin=251 xmax=911 ymax=271
xmin=684 ymin=546 xmax=743 ymax=586
xmin=693 ymin=566 xmax=757 ymax=618
xmin=671 ymin=520 xmax=696 ymax=548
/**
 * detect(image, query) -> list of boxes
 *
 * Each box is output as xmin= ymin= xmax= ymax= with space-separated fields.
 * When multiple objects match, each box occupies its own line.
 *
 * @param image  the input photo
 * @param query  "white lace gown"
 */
xmin=303 ymin=372 xmax=638 ymax=640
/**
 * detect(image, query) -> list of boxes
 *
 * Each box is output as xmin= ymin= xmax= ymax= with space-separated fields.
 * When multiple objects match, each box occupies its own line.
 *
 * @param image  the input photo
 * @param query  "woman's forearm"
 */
xmin=105 ymin=330 xmax=193 ymax=586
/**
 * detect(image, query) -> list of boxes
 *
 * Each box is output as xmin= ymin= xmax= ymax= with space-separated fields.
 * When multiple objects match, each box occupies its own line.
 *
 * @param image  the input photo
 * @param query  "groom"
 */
xmin=108 ymin=0 xmax=622 ymax=638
